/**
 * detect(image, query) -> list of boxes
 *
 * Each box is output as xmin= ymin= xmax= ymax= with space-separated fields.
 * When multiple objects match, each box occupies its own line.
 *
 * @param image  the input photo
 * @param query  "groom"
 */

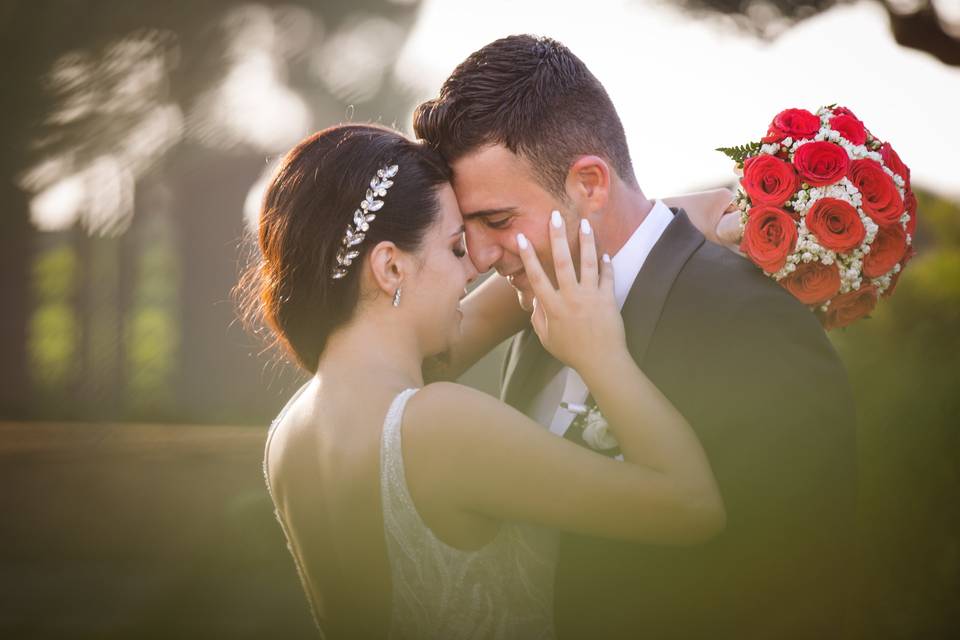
xmin=415 ymin=35 xmax=857 ymax=639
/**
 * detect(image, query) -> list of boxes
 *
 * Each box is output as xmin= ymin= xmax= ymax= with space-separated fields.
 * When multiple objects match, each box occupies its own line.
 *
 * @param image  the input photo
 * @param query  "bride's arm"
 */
xmin=662 ymin=188 xmax=742 ymax=250
xmin=662 ymin=187 xmax=733 ymax=244
xmin=423 ymin=273 xmax=528 ymax=382
xmin=403 ymin=216 xmax=724 ymax=544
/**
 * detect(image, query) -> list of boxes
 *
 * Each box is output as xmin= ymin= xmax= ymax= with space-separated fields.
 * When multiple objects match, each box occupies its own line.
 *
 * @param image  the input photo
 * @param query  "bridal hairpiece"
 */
xmin=331 ymin=162 xmax=400 ymax=280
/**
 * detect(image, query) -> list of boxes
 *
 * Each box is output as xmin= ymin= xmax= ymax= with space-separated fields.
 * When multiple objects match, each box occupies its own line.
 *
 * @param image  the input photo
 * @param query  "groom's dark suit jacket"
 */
xmin=501 ymin=209 xmax=858 ymax=640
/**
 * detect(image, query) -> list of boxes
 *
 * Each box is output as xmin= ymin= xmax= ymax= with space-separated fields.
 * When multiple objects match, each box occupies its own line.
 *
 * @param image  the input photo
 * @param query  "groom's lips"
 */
xmin=504 ymin=269 xmax=527 ymax=288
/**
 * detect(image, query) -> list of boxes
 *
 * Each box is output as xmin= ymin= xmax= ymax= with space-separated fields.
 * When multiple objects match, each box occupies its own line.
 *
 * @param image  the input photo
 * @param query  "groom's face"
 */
xmin=451 ymin=144 xmax=576 ymax=310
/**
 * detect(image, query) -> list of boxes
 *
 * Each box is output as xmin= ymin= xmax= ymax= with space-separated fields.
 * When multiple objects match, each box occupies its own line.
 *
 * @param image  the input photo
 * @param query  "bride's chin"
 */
xmin=517 ymin=292 xmax=534 ymax=312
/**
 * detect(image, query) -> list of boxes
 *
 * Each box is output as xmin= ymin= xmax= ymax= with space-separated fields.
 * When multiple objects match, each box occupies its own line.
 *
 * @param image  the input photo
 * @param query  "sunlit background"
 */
xmin=1 ymin=0 xmax=958 ymax=637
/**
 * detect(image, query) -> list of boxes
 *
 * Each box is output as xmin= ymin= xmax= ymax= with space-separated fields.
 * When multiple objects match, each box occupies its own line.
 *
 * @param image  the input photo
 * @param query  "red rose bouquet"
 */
xmin=718 ymin=105 xmax=917 ymax=330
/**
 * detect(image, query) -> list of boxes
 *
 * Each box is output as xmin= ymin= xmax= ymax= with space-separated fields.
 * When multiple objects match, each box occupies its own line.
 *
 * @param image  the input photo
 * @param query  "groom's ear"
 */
xmin=565 ymin=155 xmax=610 ymax=213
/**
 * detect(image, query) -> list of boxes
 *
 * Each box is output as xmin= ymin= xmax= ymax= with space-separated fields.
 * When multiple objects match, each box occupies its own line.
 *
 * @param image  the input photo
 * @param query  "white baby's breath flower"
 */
xmin=760 ymin=143 xmax=779 ymax=155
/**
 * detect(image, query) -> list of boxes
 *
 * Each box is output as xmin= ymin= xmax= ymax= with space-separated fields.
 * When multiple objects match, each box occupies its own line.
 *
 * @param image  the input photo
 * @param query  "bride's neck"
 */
xmin=317 ymin=311 xmax=424 ymax=390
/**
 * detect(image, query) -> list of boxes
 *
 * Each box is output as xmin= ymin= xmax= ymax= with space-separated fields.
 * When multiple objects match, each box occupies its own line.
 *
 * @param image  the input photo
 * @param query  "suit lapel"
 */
xmin=501 ymin=208 xmax=704 ymax=413
xmin=501 ymin=327 xmax=563 ymax=410
xmin=621 ymin=208 xmax=705 ymax=366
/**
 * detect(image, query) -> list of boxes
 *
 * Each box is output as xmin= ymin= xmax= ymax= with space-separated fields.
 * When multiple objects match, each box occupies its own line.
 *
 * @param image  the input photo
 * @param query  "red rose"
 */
xmin=882 ymin=270 xmax=902 ymax=298
xmin=830 ymin=114 xmax=867 ymax=145
xmin=762 ymin=108 xmax=821 ymax=143
xmin=781 ymin=260 xmax=841 ymax=305
xmin=879 ymin=142 xmax=910 ymax=188
xmin=820 ymin=284 xmax=879 ymax=330
xmin=902 ymin=245 xmax=916 ymax=267
xmin=904 ymin=190 xmax=918 ymax=236
xmin=793 ymin=141 xmax=849 ymax=186
xmin=883 ymin=246 xmax=916 ymax=298
xmin=833 ymin=106 xmax=874 ymax=139
xmin=848 ymin=158 xmax=903 ymax=226
xmin=805 ymin=198 xmax=866 ymax=252
xmin=740 ymin=206 xmax=798 ymax=273
xmin=832 ymin=106 xmax=859 ymax=120
xmin=863 ymin=223 xmax=908 ymax=278
xmin=741 ymin=155 xmax=799 ymax=206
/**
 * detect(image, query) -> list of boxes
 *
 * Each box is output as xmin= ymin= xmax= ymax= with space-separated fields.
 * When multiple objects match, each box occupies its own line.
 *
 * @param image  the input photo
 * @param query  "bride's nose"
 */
xmin=464 ymin=258 xmax=480 ymax=286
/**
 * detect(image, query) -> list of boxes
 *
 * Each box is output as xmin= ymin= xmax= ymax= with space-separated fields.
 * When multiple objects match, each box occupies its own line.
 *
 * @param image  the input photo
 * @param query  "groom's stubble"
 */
xmin=450 ymin=143 xmax=584 ymax=307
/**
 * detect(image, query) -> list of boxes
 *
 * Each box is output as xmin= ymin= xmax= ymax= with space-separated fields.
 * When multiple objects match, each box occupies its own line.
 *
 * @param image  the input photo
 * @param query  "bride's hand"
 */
xmin=716 ymin=201 xmax=744 ymax=255
xmin=516 ymin=211 xmax=626 ymax=376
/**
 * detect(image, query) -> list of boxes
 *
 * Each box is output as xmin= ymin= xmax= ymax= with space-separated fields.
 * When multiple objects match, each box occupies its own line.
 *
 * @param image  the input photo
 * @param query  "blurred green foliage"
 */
xmin=125 ymin=215 xmax=180 ymax=415
xmin=829 ymin=190 xmax=960 ymax=638
xmin=28 ymin=243 xmax=78 ymax=390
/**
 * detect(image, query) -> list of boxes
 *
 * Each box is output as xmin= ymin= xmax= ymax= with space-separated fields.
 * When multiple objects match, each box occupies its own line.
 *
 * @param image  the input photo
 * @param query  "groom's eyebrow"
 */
xmin=461 ymin=206 xmax=518 ymax=220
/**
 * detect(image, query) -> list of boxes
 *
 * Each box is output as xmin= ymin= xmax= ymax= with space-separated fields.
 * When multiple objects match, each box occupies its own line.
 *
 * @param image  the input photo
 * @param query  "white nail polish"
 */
xmin=602 ymin=253 xmax=611 ymax=263
xmin=580 ymin=218 xmax=591 ymax=235
xmin=551 ymin=210 xmax=562 ymax=229
xmin=517 ymin=233 xmax=528 ymax=250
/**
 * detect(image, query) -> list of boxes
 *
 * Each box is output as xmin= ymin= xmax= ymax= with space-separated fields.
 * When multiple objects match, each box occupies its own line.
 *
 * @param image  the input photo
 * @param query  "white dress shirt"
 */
xmin=526 ymin=200 xmax=675 ymax=447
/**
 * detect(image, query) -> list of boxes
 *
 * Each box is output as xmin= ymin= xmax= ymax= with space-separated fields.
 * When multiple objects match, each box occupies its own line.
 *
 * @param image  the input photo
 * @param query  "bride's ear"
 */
xmin=366 ymin=240 xmax=407 ymax=299
xmin=566 ymin=155 xmax=611 ymax=213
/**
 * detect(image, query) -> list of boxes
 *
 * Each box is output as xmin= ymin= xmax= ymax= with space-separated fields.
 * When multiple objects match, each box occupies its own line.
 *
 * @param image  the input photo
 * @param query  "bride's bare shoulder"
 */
xmin=404 ymin=381 xmax=526 ymax=440
xmin=411 ymin=381 xmax=502 ymax=414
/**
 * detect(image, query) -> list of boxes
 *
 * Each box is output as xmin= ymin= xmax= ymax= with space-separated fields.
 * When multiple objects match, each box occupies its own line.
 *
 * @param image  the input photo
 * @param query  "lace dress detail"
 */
xmin=381 ymin=388 xmax=558 ymax=640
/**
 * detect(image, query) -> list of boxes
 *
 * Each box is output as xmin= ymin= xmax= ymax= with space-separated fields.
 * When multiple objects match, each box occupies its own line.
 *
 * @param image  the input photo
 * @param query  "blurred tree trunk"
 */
xmin=0 ymin=3 xmax=46 ymax=419
xmin=0 ymin=172 xmax=31 ymax=419
xmin=887 ymin=3 xmax=960 ymax=66
xmin=669 ymin=0 xmax=960 ymax=66
xmin=169 ymin=144 xmax=291 ymax=424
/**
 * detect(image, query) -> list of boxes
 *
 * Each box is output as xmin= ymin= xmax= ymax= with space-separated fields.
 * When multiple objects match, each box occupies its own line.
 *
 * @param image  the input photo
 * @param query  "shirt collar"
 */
xmin=611 ymin=200 xmax=674 ymax=309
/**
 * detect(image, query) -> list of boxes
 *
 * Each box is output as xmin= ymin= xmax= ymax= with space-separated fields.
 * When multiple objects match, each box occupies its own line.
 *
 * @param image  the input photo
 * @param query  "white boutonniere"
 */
xmin=562 ymin=402 xmax=620 ymax=451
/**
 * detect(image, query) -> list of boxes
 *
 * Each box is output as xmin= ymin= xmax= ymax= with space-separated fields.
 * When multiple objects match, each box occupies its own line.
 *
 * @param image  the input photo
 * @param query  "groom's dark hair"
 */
xmin=413 ymin=34 xmax=638 ymax=198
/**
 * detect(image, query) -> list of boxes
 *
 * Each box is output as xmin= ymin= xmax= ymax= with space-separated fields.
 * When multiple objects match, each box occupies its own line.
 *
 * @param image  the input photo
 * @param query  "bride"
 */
xmin=245 ymin=123 xmax=727 ymax=639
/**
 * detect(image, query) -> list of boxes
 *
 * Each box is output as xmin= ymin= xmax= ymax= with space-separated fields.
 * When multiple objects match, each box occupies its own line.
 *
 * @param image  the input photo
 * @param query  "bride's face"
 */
xmin=406 ymin=183 xmax=479 ymax=355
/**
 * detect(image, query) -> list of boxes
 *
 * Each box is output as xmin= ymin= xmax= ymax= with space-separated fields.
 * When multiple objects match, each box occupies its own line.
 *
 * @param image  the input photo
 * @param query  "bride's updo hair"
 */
xmin=238 ymin=124 xmax=451 ymax=373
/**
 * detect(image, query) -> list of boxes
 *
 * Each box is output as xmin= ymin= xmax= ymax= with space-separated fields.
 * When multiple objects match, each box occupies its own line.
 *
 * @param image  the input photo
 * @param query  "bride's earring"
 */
xmin=393 ymin=287 xmax=402 ymax=307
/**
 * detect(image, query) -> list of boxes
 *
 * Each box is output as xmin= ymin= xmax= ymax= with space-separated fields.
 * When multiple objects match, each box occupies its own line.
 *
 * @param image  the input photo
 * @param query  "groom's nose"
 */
xmin=464 ymin=224 xmax=502 ymax=273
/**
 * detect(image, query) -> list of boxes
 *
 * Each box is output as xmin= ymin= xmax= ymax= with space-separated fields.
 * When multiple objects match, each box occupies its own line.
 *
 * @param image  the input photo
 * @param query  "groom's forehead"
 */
xmin=452 ymin=145 xmax=525 ymax=183
xmin=451 ymin=145 xmax=542 ymax=210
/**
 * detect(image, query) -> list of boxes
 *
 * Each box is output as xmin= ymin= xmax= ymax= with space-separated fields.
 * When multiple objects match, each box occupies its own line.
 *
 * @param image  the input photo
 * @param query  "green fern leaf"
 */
xmin=715 ymin=142 xmax=763 ymax=165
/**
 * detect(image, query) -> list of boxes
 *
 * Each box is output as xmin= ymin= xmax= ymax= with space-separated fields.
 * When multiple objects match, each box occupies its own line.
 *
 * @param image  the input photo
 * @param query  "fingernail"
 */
xmin=516 ymin=233 xmax=528 ymax=250
xmin=602 ymin=253 xmax=611 ymax=263
xmin=551 ymin=210 xmax=562 ymax=229
xmin=580 ymin=218 xmax=591 ymax=235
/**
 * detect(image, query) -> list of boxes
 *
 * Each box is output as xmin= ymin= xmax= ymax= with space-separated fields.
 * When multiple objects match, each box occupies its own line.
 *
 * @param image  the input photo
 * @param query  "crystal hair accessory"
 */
xmin=331 ymin=163 xmax=400 ymax=280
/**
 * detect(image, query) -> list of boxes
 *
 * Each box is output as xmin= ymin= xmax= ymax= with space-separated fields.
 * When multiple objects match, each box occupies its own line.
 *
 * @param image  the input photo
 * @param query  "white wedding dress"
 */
xmin=381 ymin=388 xmax=559 ymax=640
